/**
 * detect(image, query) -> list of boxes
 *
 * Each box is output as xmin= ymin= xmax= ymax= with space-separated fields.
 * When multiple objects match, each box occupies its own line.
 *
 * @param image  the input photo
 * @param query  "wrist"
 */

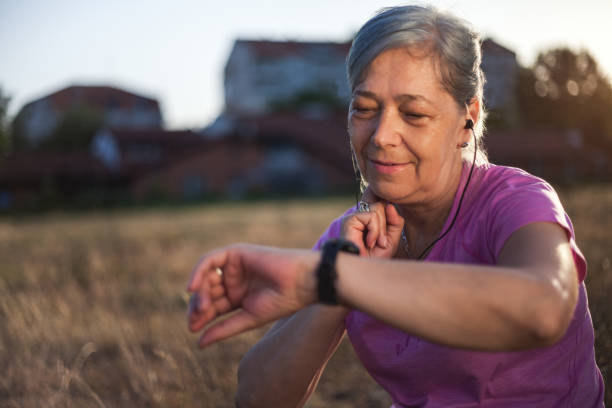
xmin=316 ymin=239 xmax=360 ymax=305
xmin=296 ymin=251 xmax=320 ymax=306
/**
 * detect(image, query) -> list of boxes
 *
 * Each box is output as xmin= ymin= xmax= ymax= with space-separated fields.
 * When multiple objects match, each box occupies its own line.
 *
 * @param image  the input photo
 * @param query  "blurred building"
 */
xmin=481 ymin=39 xmax=520 ymax=127
xmin=13 ymin=85 xmax=163 ymax=146
xmin=3 ymin=38 xmax=608 ymax=210
xmin=91 ymin=128 xmax=203 ymax=174
xmin=0 ymin=151 xmax=108 ymax=209
xmin=131 ymin=112 xmax=355 ymax=199
xmin=486 ymin=128 xmax=610 ymax=181
xmin=223 ymin=39 xmax=352 ymax=116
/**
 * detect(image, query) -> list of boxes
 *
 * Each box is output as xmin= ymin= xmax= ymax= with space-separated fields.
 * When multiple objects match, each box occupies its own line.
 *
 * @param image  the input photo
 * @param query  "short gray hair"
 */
xmin=347 ymin=5 xmax=488 ymax=163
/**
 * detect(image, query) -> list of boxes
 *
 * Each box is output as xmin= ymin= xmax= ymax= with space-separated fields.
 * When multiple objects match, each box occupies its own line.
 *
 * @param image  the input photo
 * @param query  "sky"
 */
xmin=1 ymin=0 xmax=612 ymax=130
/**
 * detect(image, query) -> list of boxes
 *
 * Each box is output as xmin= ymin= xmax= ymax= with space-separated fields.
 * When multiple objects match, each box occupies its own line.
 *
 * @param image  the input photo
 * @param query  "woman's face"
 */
xmin=348 ymin=47 xmax=471 ymax=206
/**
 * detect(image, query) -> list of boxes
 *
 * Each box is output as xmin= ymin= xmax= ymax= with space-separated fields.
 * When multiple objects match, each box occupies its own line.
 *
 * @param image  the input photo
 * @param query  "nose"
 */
xmin=371 ymin=108 xmax=402 ymax=148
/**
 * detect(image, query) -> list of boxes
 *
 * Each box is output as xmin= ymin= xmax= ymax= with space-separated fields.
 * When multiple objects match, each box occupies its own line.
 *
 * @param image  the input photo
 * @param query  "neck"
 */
xmin=397 ymin=161 xmax=465 ymax=256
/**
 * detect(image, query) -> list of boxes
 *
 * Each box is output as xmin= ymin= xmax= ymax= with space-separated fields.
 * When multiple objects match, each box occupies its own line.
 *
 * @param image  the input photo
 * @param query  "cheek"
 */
xmin=348 ymin=122 xmax=369 ymax=164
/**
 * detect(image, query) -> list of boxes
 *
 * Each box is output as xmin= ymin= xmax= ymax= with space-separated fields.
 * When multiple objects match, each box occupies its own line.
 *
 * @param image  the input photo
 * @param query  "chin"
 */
xmin=368 ymin=181 xmax=415 ymax=203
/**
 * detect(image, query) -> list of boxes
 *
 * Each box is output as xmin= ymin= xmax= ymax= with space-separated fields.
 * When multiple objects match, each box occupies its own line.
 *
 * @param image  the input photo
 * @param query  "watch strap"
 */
xmin=317 ymin=239 xmax=359 ymax=305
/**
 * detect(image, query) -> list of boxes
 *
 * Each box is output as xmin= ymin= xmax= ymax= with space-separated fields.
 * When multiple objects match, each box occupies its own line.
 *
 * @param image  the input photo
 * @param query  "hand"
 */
xmin=341 ymin=188 xmax=405 ymax=258
xmin=186 ymin=244 xmax=318 ymax=347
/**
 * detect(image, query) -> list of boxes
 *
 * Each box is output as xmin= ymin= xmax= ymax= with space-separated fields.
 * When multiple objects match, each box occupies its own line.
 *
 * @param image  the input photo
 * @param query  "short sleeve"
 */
xmin=312 ymin=206 xmax=358 ymax=250
xmin=486 ymin=174 xmax=587 ymax=283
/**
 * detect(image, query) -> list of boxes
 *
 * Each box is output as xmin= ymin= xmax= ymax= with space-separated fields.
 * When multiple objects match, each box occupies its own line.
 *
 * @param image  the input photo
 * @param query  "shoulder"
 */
xmin=472 ymin=164 xmax=586 ymax=281
xmin=476 ymin=163 xmax=555 ymax=195
xmin=312 ymin=205 xmax=358 ymax=250
xmin=471 ymin=164 xmax=563 ymax=216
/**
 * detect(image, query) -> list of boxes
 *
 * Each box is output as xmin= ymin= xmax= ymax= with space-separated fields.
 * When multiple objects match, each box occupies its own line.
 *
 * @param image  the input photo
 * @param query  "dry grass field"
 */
xmin=0 ymin=187 xmax=610 ymax=407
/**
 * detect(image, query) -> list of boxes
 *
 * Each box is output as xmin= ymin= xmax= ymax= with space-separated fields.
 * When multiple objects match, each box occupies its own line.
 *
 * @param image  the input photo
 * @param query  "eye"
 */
xmin=350 ymin=104 xmax=377 ymax=118
xmin=403 ymin=112 xmax=424 ymax=119
xmin=402 ymin=111 xmax=427 ymax=123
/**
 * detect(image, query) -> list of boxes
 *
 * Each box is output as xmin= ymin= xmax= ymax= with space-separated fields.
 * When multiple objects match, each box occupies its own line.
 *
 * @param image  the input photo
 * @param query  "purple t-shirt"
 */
xmin=314 ymin=163 xmax=604 ymax=407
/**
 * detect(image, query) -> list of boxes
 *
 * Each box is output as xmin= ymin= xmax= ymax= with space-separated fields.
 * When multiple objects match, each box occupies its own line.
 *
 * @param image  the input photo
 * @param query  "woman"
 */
xmin=187 ymin=5 xmax=604 ymax=407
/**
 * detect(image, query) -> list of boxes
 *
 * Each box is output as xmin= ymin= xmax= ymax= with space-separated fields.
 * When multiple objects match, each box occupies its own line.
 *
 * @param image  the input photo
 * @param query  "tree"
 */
xmin=518 ymin=47 xmax=612 ymax=149
xmin=41 ymin=107 xmax=103 ymax=151
xmin=0 ymin=87 xmax=10 ymax=154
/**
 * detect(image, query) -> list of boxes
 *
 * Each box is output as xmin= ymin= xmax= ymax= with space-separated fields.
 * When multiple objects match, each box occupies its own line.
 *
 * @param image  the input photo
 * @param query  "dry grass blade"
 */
xmin=0 ymin=193 xmax=610 ymax=407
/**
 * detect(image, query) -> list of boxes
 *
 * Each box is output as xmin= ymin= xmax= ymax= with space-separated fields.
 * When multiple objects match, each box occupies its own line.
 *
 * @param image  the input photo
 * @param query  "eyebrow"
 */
xmin=353 ymin=90 xmax=433 ymax=105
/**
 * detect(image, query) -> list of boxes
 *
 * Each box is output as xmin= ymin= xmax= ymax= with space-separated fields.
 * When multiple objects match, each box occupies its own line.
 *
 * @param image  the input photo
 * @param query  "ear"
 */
xmin=457 ymin=98 xmax=480 ymax=147
xmin=467 ymin=98 xmax=480 ymax=126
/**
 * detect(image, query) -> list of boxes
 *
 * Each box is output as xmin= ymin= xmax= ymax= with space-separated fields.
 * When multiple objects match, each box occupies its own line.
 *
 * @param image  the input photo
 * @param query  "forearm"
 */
xmin=333 ymin=254 xmax=575 ymax=351
xmin=236 ymin=305 xmax=347 ymax=408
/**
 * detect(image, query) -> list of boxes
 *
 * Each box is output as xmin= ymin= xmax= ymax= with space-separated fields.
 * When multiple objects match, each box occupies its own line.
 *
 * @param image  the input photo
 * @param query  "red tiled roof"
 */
xmin=235 ymin=39 xmax=352 ymax=59
xmin=25 ymin=85 xmax=160 ymax=112
xmin=236 ymin=38 xmax=511 ymax=61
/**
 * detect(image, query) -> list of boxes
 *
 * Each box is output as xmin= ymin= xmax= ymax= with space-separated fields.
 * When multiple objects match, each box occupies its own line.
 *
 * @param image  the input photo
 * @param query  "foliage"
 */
xmin=0 ymin=87 xmax=10 ymax=154
xmin=41 ymin=107 xmax=104 ymax=151
xmin=7 ymin=108 xmax=29 ymax=151
xmin=269 ymin=88 xmax=347 ymax=113
xmin=517 ymin=47 xmax=612 ymax=148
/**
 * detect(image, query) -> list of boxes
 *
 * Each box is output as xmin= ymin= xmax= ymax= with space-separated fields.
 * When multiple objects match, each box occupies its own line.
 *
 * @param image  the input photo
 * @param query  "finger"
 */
xmin=187 ymin=249 xmax=229 ymax=292
xmin=359 ymin=201 xmax=387 ymax=249
xmin=211 ymin=296 xmax=233 ymax=315
xmin=198 ymin=310 xmax=261 ymax=348
xmin=385 ymin=203 xmax=405 ymax=234
xmin=208 ymin=270 xmax=223 ymax=286
xmin=196 ymin=270 xmax=215 ymax=311
xmin=209 ymin=283 xmax=226 ymax=300
xmin=187 ymin=293 xmax=198 ymax=322
xmin=188 ymin=301 xmax=218 ymax=332
xmin=187 ymin=270 xmax=214 ymax=330
xmin=369 ymin=202 xmax=389 ymax=248
xmin=385 ymin=203 xmax=405 ymax=252
xmin=341 ymin=214 xmax=370 ymax=255
xmin=364 ymin=214 xmax=381 ymax=250
xmin=189 ymin=293 xmax=235 ymax=333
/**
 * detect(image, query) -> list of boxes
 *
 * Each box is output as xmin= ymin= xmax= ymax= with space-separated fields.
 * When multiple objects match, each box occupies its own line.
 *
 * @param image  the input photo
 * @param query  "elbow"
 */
xmin=531 ymin=279 xmax=578 ymax=346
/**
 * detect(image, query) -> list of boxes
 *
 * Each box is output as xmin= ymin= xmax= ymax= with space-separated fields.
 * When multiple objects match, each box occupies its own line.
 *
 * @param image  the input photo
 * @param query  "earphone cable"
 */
xmin=415 ymin=128 xmax=478 ymax=260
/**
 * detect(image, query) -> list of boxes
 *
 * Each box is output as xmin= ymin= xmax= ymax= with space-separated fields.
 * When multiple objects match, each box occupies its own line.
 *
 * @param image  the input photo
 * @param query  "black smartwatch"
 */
xmin=317 ymin=239 xmax=360 ymax=305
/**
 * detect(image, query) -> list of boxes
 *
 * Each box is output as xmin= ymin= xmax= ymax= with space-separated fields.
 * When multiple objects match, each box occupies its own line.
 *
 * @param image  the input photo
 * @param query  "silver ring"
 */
xmin=215 ymin=267 xmax=223 ymax=277
xmin=358 ymin=201 xmax=370 ymax=213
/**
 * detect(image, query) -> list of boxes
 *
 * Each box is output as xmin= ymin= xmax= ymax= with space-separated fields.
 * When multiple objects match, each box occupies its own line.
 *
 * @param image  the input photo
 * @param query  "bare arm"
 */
xmin=233 ymin=196 xmax=401 ymax=407
xmin=235 ymin=305 xmax=346 ymax=408
xmin=187 ymin=221 xmax=578 ymax=354
xmin=333 ymin=222 xmax=579 ymax=350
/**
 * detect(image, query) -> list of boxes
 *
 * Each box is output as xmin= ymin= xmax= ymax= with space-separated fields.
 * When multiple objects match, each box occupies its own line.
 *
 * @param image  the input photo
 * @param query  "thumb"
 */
xmin=385 ymin=203 xmax=405 ymax=243
xmin=198 ymin=309 xmax=259 ymax=348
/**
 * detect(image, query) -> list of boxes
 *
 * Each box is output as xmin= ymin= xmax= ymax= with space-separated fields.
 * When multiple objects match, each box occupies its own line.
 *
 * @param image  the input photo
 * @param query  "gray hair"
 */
xmin=347 ymin=5 xmax=488 ymax=163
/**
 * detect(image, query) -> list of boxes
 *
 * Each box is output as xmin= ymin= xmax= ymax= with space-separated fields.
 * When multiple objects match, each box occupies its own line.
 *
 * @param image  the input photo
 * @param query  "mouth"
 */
xmin=368 ymin=158 xmax=412 ymax=174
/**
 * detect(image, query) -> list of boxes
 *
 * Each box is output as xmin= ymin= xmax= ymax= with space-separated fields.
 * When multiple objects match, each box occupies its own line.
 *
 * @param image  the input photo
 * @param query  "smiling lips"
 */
xmin=369 ymin=159 xmax=412 ymax=174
